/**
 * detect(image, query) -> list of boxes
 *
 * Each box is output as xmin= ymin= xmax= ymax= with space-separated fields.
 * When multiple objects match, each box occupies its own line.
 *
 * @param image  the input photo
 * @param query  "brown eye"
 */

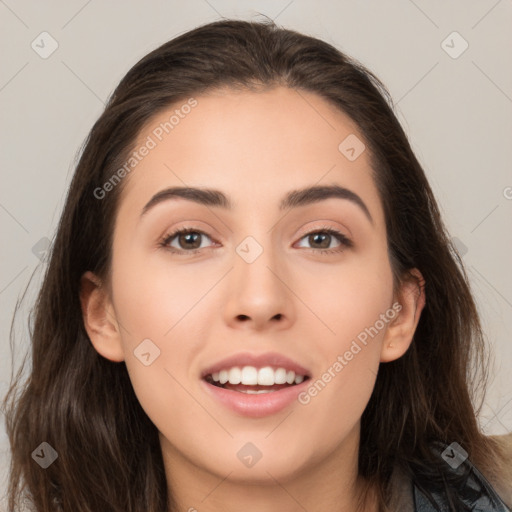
xmin=295 ymin=228 xmax=352 ymax=253
xmin=161 ymin=228 xmax=215 ymax=253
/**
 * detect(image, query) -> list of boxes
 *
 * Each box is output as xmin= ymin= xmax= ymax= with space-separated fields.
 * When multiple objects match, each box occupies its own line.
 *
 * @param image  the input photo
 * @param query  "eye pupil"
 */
xmin=310 ymin=233 xmax=330 ymax=249
xmin=180 ymin=232 xmax=201 ymax=249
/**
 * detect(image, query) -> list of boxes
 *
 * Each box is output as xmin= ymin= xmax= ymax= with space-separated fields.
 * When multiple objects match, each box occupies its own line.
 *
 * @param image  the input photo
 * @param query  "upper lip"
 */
xmin=200 ymin=351 xmax=311 ymax=379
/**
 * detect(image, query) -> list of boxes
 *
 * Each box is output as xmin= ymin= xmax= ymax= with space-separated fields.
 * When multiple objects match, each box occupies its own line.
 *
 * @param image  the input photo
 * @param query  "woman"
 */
xmin=3 ymin=18 xmax=511 ymax=512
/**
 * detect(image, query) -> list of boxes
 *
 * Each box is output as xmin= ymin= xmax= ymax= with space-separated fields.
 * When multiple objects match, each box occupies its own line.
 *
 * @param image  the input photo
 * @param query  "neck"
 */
xmin=160 ymin=425 xmax=378 ymax=512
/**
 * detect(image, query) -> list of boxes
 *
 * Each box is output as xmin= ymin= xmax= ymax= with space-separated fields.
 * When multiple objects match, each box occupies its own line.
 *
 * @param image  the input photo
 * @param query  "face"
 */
xmin=83 ymin=86 xmax=422 ymax=488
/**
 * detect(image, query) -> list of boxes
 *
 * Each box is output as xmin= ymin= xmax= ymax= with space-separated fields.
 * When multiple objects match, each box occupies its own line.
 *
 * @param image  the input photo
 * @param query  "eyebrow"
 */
xmin=141 ymin=184 xmax=373 ymax=224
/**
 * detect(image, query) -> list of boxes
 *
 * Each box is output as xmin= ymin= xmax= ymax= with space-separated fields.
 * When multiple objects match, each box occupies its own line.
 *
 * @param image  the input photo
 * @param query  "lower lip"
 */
xmin=200 ymin=379 xmax=309 ymax=418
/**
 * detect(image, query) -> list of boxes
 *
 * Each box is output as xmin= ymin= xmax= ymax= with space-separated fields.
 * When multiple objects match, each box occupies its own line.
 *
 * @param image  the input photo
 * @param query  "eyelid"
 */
xmin=295 ymin=222 xmax=352 ymax=244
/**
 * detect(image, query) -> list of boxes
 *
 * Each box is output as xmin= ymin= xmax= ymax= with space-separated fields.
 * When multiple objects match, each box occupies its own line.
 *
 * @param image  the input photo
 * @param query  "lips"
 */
xmin=199 ymin=352 xmax=312 ymax=416
xmin=201 ymin=377 xmax=309 ymax=417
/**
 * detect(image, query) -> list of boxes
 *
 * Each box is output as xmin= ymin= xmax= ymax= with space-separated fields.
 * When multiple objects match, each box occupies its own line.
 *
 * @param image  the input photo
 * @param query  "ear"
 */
xmin=79 ymin=270 xmax=125 ymax=362
xmin=380 ymin=268 xmax=426 ymax=363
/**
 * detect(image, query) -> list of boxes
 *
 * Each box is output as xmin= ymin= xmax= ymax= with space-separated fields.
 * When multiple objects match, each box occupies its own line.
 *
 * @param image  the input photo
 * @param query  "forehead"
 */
xmin=116 ymin=86 xmax=382 ymax=224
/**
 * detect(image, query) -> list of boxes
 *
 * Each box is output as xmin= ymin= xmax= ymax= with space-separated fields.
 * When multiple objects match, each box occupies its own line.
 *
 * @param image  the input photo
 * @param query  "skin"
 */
xmin=81 ymin=86 xmax=425 ymax=512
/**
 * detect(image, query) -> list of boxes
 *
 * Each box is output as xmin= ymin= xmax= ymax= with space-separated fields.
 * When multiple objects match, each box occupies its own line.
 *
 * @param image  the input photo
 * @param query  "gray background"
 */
xmin=1 ymin=0 xmax=511 ymax=506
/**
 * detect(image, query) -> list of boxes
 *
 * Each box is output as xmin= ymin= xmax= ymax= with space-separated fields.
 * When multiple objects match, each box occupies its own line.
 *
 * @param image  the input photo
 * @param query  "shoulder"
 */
xmin=487 ymin=432 xmax=512 ymax=508
xmin=388 ymin=464 xmax=414 ymax=510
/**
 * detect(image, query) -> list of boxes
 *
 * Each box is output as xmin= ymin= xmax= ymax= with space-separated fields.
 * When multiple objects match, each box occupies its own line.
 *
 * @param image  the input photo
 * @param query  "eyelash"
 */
xmin=158 ymin=225 xmax=353 ymax=256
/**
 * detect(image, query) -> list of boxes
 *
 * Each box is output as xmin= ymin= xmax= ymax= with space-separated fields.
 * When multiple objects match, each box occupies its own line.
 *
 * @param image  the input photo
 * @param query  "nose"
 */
xmin=222 ymin=239 xmax=296 ymax=332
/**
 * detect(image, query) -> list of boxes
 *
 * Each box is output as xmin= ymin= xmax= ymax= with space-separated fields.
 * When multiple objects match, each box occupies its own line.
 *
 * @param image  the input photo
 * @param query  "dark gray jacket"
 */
xmin=388 ymin=435 xmax=512 ymax=511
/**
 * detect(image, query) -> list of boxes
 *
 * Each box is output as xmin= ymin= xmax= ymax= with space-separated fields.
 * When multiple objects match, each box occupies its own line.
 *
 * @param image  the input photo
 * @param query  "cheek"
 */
xmin=294 ymin=251 xmax=393 ymax=431
xmin=301 ymin=245 xmax=394 ymax=349
xmin=108 ymin=251 xmax=213 ymax=411
xmin=110 ymin=249 xmax=216 ymax=342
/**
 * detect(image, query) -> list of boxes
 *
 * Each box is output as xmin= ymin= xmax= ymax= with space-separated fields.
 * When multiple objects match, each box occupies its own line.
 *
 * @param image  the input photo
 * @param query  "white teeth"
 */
xmin=209 ymin=366 xmax=307 ymax=386
xmin=228 ymin=367 xmax=241 ymax=385
xmin=274 ymin=367 xmax=287 ymax=384
xmin=257 ymin=366 xmax=275 ymax=386
xmin=241 ymin=366 xmax=258 ymax=385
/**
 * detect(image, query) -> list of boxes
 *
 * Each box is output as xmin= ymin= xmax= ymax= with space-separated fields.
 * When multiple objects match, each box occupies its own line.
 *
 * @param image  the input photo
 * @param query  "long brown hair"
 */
xmin=2 ymin=18 xmax=508 ymax=511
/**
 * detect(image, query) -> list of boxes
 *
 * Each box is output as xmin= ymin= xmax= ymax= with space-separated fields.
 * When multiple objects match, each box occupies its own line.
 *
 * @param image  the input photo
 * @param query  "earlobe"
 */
xmin=79 ymin=270 xmax=125 ymax=362
xmin=380 ymin=269 xmax=426 ymax=363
